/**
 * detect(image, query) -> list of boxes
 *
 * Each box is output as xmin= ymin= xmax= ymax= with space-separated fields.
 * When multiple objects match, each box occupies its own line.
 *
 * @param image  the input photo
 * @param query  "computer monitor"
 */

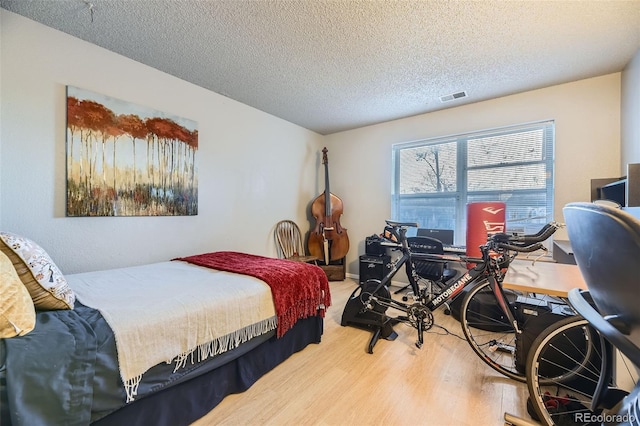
xmin=599 ymin=180 xmax=626 ymax=207
xmin=416 ymin=228 xmax=454 ymax=245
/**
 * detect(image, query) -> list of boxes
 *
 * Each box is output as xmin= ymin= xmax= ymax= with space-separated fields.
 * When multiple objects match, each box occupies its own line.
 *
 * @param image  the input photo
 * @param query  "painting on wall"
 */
xmin=66 ymin=86 xmax=198 ymax=216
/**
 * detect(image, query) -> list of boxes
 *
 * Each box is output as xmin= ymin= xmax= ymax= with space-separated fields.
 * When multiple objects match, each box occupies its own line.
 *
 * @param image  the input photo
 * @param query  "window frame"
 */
xmin=391 ymin=120 xmax=555 ymax=245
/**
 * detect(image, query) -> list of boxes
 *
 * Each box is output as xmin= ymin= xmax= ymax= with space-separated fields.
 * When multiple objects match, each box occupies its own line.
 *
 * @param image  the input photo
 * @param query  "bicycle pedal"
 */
xmin=489 ymin=341 xmax=514 ymax=354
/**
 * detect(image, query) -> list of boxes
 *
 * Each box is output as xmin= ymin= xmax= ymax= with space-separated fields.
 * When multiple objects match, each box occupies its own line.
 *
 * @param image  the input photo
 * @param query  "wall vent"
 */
xmin=440 ymin=91 xmax=468 ymax=103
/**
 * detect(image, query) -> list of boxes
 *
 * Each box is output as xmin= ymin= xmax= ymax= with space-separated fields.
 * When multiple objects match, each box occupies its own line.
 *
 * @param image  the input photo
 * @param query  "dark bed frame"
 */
xmin=92 ymin=316 xmax=324 ymax=426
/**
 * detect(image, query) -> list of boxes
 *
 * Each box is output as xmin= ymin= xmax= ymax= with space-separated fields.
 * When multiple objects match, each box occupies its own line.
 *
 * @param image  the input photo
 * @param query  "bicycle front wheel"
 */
xmin=460 ymin=279 xmax=525 ymax=382
xmin=526 ymin=316 xmax=608 ymax=425
xmin=527 ymin=316 xmax=638 ymax=425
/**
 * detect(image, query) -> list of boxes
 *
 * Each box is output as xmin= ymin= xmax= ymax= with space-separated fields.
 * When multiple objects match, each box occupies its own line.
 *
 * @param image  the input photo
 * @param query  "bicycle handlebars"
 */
xmin=488 ymin=221 xmax=561 ymax=253
xmin=504 ymin=222 xmax=559 ymax=244
xmin=381 ymin=220 xmax=561 ymax=254
xmin=494 ymin=242 xmax=546 ymax=253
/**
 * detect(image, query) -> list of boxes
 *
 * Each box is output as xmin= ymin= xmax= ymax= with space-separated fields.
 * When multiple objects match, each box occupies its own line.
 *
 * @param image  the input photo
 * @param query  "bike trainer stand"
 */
xmin=341 ymin=283 xmax=399 ymax=353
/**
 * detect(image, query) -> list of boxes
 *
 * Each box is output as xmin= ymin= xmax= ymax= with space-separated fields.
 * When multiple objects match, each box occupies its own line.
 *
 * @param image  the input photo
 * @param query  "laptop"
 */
xmin=416 ymin=228 xmax=454 ymax=245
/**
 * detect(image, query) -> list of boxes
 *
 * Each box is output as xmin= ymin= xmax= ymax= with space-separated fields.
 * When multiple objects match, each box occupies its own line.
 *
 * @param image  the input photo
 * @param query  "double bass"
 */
xmin=308 ymin=147 xmax=349 ymax=263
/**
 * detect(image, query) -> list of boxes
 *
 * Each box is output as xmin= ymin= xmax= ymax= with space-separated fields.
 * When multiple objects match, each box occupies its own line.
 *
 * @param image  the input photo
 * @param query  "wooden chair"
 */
xmin=274 ymin=220 xmax=319 ymax=264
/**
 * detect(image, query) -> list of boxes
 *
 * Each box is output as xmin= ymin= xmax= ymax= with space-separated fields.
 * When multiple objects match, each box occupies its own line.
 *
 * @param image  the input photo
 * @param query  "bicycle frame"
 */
xmin=353 ymin=223 xmax=524 ymax=350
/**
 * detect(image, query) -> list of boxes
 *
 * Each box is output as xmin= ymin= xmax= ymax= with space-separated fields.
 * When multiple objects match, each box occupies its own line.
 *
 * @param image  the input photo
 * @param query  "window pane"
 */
xmin=399 ymin=142 xmax=457 ymax=194
xmin=468 ymin=164 xmax=547 ymax=191
xmin=396 ymin=196 xmax=457 ymax=230
xmin=468 ymin=129 xmax=544 ymax=167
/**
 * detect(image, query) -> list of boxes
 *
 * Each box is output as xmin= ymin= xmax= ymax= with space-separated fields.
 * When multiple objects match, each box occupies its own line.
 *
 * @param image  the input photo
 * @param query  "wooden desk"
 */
xmin=503 ymin=259 xmax=587 ymax=297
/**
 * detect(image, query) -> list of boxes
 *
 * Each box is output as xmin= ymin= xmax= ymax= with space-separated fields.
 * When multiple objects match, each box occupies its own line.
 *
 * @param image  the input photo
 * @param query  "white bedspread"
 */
xmin=66 ymin=261 xmax=277 ymax=401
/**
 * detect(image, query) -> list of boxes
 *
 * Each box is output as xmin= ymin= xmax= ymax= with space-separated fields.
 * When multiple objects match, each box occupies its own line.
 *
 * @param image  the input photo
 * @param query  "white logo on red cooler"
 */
xmin=483 ymin=220 xmax=505 ymax=234
xmin=482 ymin=207 xmax=505 ymax=215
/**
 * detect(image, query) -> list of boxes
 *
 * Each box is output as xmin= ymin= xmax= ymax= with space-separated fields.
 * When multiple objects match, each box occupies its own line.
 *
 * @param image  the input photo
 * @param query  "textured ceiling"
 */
xmin=2 ymin=0 xmax=639 ymax=135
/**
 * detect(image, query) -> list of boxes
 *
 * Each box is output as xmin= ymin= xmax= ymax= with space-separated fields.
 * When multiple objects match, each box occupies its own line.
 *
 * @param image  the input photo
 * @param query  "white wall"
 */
xmin=0 ymin=10 xmax=323 ymax=273
xmin=325 ymin=74 xmax=622 ymax=275
xmin=0 ymin=10 xmax=627 ymax=278
xmin=622 ymin=48 xmax=640 ymax=170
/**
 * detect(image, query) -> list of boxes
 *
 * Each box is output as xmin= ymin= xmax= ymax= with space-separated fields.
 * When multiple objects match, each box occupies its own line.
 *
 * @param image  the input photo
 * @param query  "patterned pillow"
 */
xmin=0 ymin=250 xmax=36 ymax=337
xmin=0 ymin=232 xmax=75 ymax=310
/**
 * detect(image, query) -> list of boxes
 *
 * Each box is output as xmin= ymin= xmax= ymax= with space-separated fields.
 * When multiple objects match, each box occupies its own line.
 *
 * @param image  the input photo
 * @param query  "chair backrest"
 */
xmin=274 ymin=220 xmax=306 ymax=259
xmin=563 ymin=202 xmax=640 ymax=329
xmin=407 ymin=236 xmax=445 ymax=281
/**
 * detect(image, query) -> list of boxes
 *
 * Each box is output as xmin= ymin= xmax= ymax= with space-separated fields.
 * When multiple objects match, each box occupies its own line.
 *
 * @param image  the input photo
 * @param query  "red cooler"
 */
xmin=466 ymin=202 xmax=506 ymax=259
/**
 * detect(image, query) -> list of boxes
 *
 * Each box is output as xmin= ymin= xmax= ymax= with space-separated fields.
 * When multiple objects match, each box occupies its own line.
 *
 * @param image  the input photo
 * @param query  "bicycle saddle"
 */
xmin=385 ymin=220 xmax=419 ymax=228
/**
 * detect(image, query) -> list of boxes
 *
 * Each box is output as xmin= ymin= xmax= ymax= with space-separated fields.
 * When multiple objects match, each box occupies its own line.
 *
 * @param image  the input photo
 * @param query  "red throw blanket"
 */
xmin=175 ymin=251 xmax=331 ymax=337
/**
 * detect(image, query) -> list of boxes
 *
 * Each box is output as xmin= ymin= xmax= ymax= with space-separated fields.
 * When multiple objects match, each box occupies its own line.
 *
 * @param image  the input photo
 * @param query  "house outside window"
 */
xmin=392 ymin=121 xmax=555 ymax=246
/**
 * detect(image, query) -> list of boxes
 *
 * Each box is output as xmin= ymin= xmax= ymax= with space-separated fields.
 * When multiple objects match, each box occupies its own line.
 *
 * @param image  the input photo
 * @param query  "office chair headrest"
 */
xmin=563 ymin=202 xmax=640 ymax=326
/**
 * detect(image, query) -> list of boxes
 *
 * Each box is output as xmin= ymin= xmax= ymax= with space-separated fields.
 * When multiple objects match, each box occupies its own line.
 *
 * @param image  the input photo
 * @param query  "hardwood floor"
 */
xmin=193 ymin=278 xmax=531 ymax=426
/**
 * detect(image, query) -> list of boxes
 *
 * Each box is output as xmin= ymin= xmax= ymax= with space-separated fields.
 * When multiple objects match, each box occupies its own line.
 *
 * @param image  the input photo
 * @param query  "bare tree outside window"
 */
xmin=399 ymin=142 xmax=457 ymax=194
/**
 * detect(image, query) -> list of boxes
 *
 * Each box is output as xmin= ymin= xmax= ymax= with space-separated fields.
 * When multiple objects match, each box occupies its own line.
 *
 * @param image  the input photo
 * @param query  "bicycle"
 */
xmin=522 ymin=202 xmax=640 ymax=425
xmin=341 ymin=219 xmax=563 ymax=382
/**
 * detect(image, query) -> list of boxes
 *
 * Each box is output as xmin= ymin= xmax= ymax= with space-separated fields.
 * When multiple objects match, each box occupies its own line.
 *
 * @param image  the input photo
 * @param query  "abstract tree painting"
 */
xmin=66 ymin=86 xmax=198 ymax=216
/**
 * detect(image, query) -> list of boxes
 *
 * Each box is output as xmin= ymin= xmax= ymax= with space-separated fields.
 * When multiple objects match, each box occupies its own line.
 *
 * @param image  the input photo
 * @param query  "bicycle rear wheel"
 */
xmin=526 ymin=316 xmax=611 ymax=425
xmin=460 ymin=279 xmax=526 ymax=381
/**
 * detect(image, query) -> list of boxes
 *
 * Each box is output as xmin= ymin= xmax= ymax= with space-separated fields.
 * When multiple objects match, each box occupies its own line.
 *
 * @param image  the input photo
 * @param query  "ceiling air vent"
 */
xmin=440 ymin=91 xmax=468 ymax=103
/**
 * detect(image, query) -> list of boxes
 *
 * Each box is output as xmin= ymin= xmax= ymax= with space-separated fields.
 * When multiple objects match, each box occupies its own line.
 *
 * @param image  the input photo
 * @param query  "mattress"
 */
xmin=0 ymin=258 xmax=328 ymax=425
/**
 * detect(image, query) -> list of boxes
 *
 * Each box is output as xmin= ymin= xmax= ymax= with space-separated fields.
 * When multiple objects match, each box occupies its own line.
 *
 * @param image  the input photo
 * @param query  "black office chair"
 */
xmin=563 ymin=202 xmax=640 ymax=418
xmin=395 ymin=236 xmax=458 ymax=305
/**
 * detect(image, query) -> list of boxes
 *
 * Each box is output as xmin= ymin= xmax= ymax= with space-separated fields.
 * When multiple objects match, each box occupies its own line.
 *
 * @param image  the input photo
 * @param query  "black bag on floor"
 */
xmin=513 ymin=296 xmax=574 ymax=374
xmin=449 ymin=284 xmax=517 ymax=332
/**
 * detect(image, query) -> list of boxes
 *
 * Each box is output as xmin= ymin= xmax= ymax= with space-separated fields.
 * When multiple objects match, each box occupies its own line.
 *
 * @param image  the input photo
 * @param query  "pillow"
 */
xmin=0 ymin=232 xmax=75 ymax=310
xmin=0 ymin=250 xmax=36 ymax=337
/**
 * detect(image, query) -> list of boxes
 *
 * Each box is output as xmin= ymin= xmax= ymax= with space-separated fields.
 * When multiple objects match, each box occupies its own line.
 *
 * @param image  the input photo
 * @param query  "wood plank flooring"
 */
xmin=193 ymin=278 xmax=531 ymax=426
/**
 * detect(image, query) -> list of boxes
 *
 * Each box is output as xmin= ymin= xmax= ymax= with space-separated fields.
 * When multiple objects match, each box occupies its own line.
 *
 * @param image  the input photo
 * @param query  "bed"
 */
xmin=0 ymin=232 xmax=330 ymax=426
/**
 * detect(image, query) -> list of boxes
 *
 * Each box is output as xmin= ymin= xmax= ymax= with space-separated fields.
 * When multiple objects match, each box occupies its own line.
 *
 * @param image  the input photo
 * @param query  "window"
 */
xmin=392 ymin=121 xmax=554 ymax=245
